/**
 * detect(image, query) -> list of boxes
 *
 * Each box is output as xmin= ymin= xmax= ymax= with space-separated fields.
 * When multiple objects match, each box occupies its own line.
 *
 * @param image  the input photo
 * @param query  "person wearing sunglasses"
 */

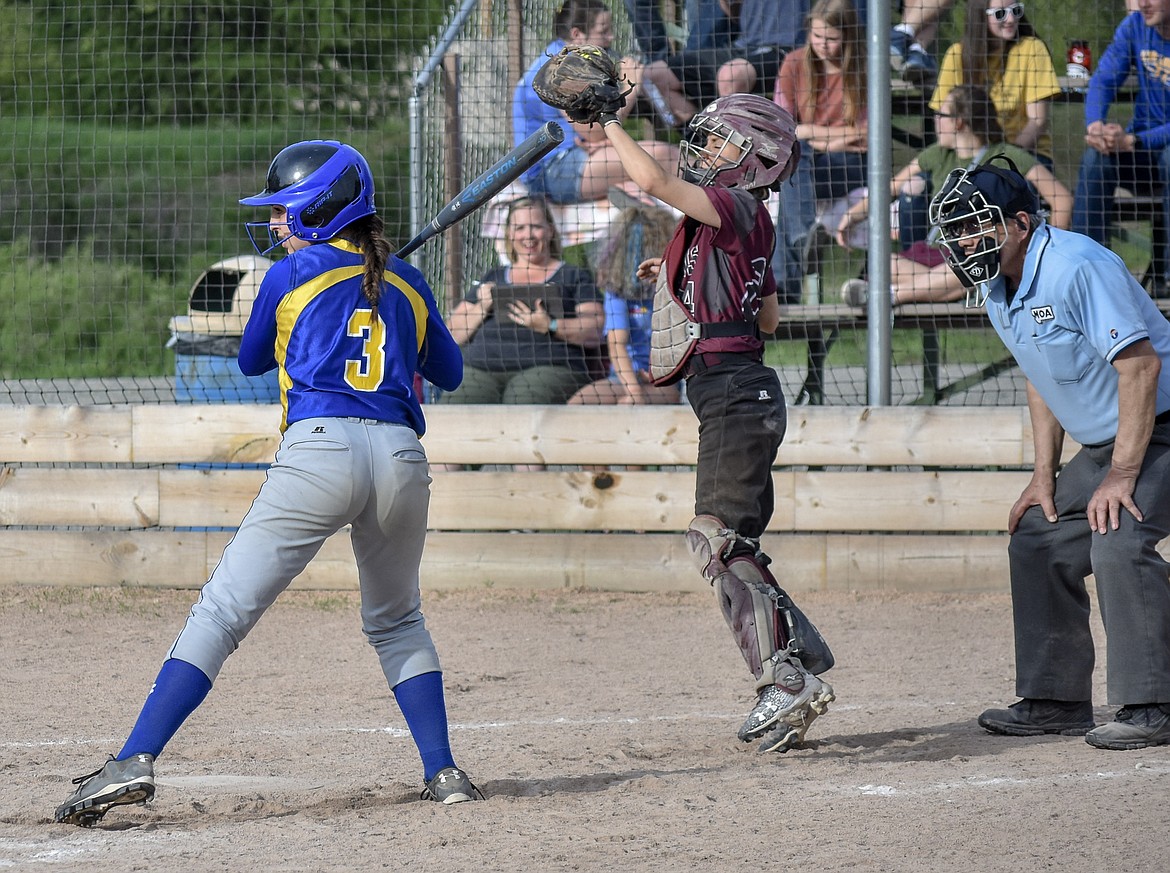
xmin=929 ymin=0 xmax=1061 ymax=168
xmin=1073 ymin=0 xmax=1170 ymax=299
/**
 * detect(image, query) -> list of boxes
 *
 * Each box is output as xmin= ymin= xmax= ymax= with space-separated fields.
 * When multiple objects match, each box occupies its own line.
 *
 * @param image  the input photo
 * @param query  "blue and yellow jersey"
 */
xmin=238 ymin=239 xmax=462 ymax=435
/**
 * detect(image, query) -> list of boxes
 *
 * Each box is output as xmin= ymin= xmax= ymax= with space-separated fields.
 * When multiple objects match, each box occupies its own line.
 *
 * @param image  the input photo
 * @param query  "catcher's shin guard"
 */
xmin=685 ymin=516 xmax=835 ymax=682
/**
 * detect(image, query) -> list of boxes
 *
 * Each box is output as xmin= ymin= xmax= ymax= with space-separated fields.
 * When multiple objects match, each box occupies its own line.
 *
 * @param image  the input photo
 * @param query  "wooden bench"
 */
xmin=1112 ymin=189 xmax=1165 ymax=292
xmin=775 ymin=298 xmax=1170 ymax=406
xmin=0 ymin=404 xmax=1089 ymax=594
xmin=773 ymin=302 xmax=1013 ymax=405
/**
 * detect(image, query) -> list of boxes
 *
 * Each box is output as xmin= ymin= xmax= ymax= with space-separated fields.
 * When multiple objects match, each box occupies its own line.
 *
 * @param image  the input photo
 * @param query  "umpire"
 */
xmin=929 ymin=156 xmax=1170 ymax=750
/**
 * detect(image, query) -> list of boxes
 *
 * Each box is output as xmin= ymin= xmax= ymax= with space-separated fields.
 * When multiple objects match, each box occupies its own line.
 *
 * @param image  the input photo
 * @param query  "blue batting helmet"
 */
xmin=241 ymin=140 xmax=376 ymax=254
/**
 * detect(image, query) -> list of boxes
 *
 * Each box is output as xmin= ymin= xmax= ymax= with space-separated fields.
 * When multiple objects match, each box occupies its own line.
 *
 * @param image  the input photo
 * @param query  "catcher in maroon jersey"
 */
xmin=597 ymin=90 xmax=837 ymax=752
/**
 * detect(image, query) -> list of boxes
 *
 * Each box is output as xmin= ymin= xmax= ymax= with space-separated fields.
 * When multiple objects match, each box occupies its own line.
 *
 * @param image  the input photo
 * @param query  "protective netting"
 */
xmin=0 ymin=1 xmax=1139 ymax=407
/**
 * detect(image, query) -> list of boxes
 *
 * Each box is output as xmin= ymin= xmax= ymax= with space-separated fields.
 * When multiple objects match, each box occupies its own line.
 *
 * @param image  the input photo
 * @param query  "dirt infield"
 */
xmin=2 ymin=585 xmax=1167 ymax=871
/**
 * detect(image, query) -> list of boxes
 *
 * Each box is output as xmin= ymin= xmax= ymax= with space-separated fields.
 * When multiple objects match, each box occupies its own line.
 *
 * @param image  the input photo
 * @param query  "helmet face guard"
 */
xmin=678 ymin=116 xmax=754 ymax=187
xmin=240 ymin=141 xmax=376 ymax=255
xmin=928 ymin=157 xmax=1041 ymax=307
xmin=929 ymin=168 xmax=1007 ymax=306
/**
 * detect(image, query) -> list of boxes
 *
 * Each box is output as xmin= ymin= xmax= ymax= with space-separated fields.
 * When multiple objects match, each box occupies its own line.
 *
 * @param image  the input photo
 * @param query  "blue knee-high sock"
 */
xmin=117 ymin=658 xmax=212 ymax=760
xmin=392 ymin=671 xmax=455 ymax=782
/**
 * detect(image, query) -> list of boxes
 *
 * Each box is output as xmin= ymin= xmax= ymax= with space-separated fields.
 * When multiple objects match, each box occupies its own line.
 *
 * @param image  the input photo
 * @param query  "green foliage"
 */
xmin=0 ymin=238 xmax=180 ymax=378
xmin=0 ymin=118 xmax=412 ymax=273
xmin=0 ymin=0 xmax=452 ymax=125
xmin=0 ymin=118 xmax=413 ymax=378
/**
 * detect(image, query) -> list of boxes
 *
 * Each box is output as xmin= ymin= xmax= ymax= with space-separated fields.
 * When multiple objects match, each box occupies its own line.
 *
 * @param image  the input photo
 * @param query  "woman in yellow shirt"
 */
xmin=929 ymin=0 xmax=1061 ymax=166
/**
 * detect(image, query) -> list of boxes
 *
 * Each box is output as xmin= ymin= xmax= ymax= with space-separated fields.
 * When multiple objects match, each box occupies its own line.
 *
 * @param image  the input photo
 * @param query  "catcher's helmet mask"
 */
xmin=241 ymin=140 xmax=376 ymax=256
xmin=928 ymin=155 xmax=1041 ymax=306
xmin=679 ymin=95 xmax=800 ymax=195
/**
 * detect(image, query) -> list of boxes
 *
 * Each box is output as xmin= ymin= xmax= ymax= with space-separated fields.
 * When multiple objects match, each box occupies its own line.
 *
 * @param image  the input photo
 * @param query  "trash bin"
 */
xmin=168 ymin=255 xmax=280 ymax=403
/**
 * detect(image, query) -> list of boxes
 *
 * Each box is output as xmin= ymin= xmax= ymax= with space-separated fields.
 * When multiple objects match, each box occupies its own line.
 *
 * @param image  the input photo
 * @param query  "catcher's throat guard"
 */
xmin=686 ymin=516 xmax=835 ymax=685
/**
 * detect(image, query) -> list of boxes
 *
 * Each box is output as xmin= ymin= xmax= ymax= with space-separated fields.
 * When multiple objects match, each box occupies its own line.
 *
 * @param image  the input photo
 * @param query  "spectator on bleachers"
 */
xmin=1073 ymin=0 xmax=1170 ymax=298
xmin=569 ymin=203 xmax=681 ymax=405
xmin=890 ymin=0 xmax=956 ymax=85
xmin=623 ymin=0 xmax=734 ymax=62
xmin=772 ymin=0 xmax=867 ymax=303
xmin=929 ymin=0 xmax=1062 ymax=168
xmin=513 ymin=0 xmax=676 ymax=205
xmin=834 ymin=84 xmax=1071 ymax=308
xmin=640 ymin=0 xmax=808 ymax=129
xmin=442 ymin=196 xmax=604 ymax=403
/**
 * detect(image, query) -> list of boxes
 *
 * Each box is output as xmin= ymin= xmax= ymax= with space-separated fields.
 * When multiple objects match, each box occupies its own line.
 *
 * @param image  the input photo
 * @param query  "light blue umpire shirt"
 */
xmin=982 ymin=222 xmax=1170 ymax=447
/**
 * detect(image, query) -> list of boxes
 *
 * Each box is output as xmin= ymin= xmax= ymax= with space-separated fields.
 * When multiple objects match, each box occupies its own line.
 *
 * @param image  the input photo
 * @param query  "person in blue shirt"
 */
xmin=641 ymin=0 xmax=809 ymax=129
xmin=513 ymin=0 xmax=676 ymax=204
xmin=622 ymin=0 xmax=733 ymax=63
xmin=569 ymin=203 xmax=681 ymax=404
xmin=55 ymin=141 xmax=482 ymax=827
xmin=1072 ymin=0 xmax=1170 ymax=297
xmin=930 ymin=156 xmax=1170 ymax=751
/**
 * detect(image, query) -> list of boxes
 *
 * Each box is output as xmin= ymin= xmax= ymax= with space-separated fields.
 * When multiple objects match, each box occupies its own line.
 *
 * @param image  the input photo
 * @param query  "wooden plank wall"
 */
xmin=0 ymin=404 xmax=1064 ymax=593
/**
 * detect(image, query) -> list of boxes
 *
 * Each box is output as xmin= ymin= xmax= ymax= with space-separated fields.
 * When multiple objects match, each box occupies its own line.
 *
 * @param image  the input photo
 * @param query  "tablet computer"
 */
xmin=491 ymin=283 xmax=564 ymax=319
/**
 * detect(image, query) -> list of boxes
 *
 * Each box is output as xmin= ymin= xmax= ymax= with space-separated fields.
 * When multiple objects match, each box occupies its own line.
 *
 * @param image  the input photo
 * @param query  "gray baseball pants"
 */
xmin=169 ymin=417 xmax=442 ymax=690
xmin=1007 ymin=420 xmax=1170 ymax=706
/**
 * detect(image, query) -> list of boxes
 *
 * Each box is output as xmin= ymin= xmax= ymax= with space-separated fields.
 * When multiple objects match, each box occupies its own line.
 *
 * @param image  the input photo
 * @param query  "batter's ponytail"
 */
xmin=348 ymin=214 xmax=392 ymax=317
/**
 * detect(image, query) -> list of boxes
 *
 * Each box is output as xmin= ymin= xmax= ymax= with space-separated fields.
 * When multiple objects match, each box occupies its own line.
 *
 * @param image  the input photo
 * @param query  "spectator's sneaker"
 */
xmin=55 ymin=754 xmax=155 ymax=827
xmin=889 ymin=28 xmax=912 ymax=73
xmin=901 ymin=45 xmax=939 ymax=87
xmin=977 ymin=699 xmax=1095 ymax=737
xmin=840 ymin=279 xmax=869 ymax=308
xmin=1085 ymin=704 xmax=1170 ymax=750
xmin=420 ymin=766 xmax=485 ymax=804
xmin=738 ymin=659 xmax=833 ymax=742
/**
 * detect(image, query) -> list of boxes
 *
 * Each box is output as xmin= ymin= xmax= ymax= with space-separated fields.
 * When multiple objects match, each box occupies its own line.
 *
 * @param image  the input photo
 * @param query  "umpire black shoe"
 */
xmin=1085 ymin=704 xmax=1170 ymax=750
xmin=977 ymin=698 xmax=1095 ymax=737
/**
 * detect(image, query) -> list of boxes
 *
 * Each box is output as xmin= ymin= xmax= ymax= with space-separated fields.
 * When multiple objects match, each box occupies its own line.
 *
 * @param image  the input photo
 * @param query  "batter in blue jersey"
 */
xmin=55 ymin=141 xmax=483 ymax=827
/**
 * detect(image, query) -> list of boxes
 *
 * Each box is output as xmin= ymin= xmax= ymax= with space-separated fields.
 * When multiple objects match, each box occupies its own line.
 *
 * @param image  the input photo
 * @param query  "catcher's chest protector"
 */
xmin=649 ymin=269 xmax=699 ymax=386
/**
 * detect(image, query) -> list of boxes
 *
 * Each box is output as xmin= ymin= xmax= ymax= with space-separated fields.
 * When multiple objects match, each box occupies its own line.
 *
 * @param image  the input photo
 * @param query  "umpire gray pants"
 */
xmin=1007 ymin=420 xmax=1170 ymax=706
xmin=169 ymin=417 xmax=441 ymax=690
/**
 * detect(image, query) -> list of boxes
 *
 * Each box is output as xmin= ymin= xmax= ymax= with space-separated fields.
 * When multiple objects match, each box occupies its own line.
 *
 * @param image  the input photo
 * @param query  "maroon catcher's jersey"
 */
xmin=660 ymin=186 xmax=776 ymax=357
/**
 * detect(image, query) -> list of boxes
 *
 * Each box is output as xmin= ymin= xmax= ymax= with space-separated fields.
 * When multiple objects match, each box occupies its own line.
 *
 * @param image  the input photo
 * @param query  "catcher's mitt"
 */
xmin=532 ymin=44 xmax=632 ymax=125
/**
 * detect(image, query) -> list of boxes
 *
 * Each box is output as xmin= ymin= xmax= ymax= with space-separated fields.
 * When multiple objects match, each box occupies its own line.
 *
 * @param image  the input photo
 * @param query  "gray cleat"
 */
xmin=55 ymin=754 xmax=156 ymax=827
xmin=420 ymin=766 xmax=484 ymax=804
xmin=738 ymin=660 xmax=834 ymax=742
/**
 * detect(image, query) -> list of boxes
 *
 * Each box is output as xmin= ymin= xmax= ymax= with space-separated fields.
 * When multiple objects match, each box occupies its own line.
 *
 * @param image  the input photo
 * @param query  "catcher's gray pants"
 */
xmin=169 ymin=417 xmax=441 ymax=690
xmin=1007 ymin=420 xmax=1170 ymax=706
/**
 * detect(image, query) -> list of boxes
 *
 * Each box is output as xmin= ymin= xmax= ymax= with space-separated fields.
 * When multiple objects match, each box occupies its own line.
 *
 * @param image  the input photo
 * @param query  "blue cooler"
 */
xmin=169 ymin=255 xmax=280 ymax=404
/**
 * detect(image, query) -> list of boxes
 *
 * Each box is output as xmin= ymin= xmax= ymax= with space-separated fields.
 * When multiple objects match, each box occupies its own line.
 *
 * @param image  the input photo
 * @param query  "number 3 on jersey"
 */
xmin=345 ymin=309 xmax=385 ymax=391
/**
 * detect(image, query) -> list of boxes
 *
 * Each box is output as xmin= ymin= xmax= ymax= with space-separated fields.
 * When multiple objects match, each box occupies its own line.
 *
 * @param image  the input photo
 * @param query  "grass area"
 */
xmin=0 ymin=118 xmax=411 ymax=379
